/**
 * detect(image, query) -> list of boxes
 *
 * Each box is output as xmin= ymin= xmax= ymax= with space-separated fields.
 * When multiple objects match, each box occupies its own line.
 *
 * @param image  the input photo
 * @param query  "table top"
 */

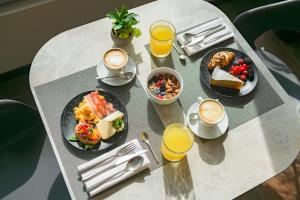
xmin=29 ymin=0 xmax=300 ymax=199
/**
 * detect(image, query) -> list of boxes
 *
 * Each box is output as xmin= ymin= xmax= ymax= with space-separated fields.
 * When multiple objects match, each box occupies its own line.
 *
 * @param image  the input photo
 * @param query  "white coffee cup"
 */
xmin=197 ymin=97 xmax=225 ymax=127
xmin=103 ymin=48 xmax=128 ymax=75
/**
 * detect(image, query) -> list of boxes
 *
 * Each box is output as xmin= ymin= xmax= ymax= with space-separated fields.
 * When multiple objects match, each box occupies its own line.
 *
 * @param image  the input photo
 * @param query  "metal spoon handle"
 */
xmin=145 ymin=142 xmax=160 ymax=163
xmin=172 ymin=43 xmax=181 ymax=54
xmin=95 ymin=75 xmax=120 ymax=80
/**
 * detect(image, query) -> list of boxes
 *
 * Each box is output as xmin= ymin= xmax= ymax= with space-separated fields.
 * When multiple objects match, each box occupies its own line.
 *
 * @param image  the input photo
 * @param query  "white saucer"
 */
xmin=96 ymin=56 xmax=137 ymax=86
xmin=187 ymin=102 xmax=229 ymax=139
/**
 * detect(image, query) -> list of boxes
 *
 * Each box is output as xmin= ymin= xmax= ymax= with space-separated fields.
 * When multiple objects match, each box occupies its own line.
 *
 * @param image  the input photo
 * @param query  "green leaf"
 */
xmin=106 ymin=11 xmax=118 ymax=20
xmin=133 ymin=28 xmax=141 ymax=37
xmin=113 ymin=23 xmax=123 ymax=30
xmin=106 ymin=4 xmax=141 ymax=38
xmin=68 ymin=135 xmax=78 ymax=142
xmin=113 ymin=119 xmax=124 ymax=129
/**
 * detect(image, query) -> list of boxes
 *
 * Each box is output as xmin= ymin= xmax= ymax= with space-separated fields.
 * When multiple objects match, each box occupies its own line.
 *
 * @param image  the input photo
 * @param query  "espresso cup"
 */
xmin=103 ymin=48 xmax=128 ymax=75
xmin=197 ymin=97 xmax=225 ymax=127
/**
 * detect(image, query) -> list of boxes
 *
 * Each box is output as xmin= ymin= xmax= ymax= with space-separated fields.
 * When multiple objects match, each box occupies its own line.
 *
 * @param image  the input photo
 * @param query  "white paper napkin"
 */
xmin=177 ymin=17 xmax=235 ymax=56
xmin=77 ymin=139 xmax=150 ymax=197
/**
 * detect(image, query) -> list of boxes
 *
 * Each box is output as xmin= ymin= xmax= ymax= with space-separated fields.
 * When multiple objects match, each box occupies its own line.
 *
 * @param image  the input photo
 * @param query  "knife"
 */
xmin=81 ymin=150 xmax=148 ymax=181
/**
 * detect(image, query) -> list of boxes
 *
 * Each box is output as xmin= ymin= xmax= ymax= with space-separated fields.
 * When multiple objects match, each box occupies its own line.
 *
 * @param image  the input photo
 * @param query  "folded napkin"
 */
xmin=177 ymin=17 xmax=235 ymax=56
xmin=77 ymin=139 xmax=150 ymax=197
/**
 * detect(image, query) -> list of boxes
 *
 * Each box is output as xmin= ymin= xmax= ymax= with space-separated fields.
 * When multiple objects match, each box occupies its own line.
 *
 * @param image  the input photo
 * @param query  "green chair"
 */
xmin=0 ymin=100 xmax=70 ymax=200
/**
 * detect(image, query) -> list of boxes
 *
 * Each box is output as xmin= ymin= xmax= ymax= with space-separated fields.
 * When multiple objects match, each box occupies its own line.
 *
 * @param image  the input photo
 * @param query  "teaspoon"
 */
xmin=95 ymin=72 xmax=133 ymax=80
xmin=172 ymin=43 xmax=187 ymax=60
xmin=140 ymin=132 xmax=160 ymax=163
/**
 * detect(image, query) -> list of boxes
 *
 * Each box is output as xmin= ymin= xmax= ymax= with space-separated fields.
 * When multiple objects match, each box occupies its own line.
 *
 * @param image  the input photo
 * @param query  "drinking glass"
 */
xmin=161 ymin=123 xmax=194 ymax=161
xmin=149 ymin=20 xmax=176 ymax=58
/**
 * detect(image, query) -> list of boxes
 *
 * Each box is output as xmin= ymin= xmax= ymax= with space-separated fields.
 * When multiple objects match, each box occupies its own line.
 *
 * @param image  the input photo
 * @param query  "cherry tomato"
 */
xmin=229 ymin=70 xmax=234 ymax=75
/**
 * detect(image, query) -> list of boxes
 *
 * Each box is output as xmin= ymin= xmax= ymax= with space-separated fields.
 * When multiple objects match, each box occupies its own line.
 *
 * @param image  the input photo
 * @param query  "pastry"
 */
xmin=208 ymin=51 xmax=235 ymax=70
xmin=210 ymin=67 xmax=244 ymax=90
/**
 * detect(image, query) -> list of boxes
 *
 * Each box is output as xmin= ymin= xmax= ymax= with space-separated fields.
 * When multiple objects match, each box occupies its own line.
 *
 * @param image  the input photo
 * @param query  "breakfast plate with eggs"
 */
xmin=200 ymin=47 xmax=259 ymax=97
xmin=60 ymin=90 xmax=128 ymax=151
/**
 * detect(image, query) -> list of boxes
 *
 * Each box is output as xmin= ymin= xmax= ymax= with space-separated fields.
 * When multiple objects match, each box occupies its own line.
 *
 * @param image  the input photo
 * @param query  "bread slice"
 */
xmin=210 ymin=67 xmax=244 ymax=90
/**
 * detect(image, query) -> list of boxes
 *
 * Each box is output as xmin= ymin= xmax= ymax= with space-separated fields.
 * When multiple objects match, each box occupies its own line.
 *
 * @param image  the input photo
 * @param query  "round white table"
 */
xmin=30 ymin=0 xmax=300 ymax=199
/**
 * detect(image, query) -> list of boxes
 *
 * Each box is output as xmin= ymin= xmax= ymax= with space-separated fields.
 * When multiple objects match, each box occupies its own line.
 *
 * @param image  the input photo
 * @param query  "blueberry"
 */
xmin=244 ymin=57 xmax=252 ymax=65
xmin=154 ymin=88 xmax=160 ymax=94
xmin=160 ymin=85 xmax=166 ymax=92
xmin=161 ymin=92 xmax=166 ymax=96
xmin=248 ymin=68 xmax=254 ymax=81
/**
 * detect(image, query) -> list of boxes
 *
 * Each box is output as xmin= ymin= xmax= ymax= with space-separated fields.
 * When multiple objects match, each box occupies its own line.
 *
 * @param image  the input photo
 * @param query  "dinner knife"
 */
xmin=81 ymin=150 xmax=147 ymax=181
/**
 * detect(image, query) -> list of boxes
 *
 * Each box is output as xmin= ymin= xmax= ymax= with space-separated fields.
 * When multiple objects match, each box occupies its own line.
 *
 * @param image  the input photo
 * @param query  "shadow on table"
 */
xmin=93 ymin=169 xmax=151 ymax=200
xmin=163 ymin=157 xmax=196 ymax=200
xmin=118 ymin=43 xmax=144 ymax=76
xmin=196 ymin=131 xmax=228 ymax=165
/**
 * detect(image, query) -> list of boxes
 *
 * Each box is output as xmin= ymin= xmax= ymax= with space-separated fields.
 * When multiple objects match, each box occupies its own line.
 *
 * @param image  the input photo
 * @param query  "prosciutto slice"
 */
xmin=84 ymin=91 xmax=116 ymax=120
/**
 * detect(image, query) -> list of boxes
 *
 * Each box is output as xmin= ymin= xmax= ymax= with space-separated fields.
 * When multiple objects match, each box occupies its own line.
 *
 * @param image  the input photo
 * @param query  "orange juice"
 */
xmin=161 ymin=124 xmax=194 ymax=161
xmin=150 ymin=21 xmax=175 ymax=58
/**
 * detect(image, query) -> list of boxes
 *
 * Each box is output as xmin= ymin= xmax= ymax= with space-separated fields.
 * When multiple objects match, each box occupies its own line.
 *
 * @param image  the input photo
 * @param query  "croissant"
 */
xmin=208 ymin=51 xmax=235 ymax=70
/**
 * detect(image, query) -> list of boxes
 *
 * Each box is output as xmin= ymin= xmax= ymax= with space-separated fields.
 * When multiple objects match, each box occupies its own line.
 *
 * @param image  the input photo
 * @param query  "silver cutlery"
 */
xmin=85 ymin=156 xmax=144 ymax=192
xmin=183 ymin=23 xmax=223 ymax=43
xmin=95 ymin=72 xmax=133 ymax=80
xmin=140 ymin=132 xmax=160 ymax=163
xmin=172 ymin=43 xmax=187 ymax=60
xmin=196 ymin=31 xmax=232 ymax=49
xmin=81 ymin=150 xmax=147 ymax=181
xmin=78 ymin=143 xmax=136 ymax=174
xmin=181 ymin=25 xmax=225 ymax=48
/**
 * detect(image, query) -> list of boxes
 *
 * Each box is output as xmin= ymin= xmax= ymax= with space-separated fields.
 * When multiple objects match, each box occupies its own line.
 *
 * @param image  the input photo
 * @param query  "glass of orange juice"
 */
xmin=150 ymin=20 xmax=176 ymax=58
xmin=161 ymin=123 xmax=194 ymax=161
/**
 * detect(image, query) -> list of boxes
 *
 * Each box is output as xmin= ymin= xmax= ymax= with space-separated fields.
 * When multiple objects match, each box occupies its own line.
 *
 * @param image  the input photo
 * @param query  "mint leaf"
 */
xmin=85 ymin=144 xmax=95 ymax=150
xmin=113 ymin=119 xmax=124 ymax=129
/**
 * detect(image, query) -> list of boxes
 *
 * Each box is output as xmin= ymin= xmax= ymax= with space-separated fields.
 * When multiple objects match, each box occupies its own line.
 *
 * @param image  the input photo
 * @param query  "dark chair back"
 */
xmin=233 ymin=0 xmax=300 ymax=47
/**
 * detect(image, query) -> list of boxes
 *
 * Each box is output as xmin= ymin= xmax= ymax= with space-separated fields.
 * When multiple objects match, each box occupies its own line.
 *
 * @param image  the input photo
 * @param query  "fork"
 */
xmin=181 ymin=25 xmax=225 ymax=48
xmin=77 ymin=143 xmax=136 ymax=174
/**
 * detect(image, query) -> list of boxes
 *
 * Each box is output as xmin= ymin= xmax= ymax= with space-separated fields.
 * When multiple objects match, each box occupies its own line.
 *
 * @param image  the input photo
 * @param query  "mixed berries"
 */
xmin=148 ymin=73 xmax=181 ymax=99
xmin=229 ymin=57 xmax=254 ymax=81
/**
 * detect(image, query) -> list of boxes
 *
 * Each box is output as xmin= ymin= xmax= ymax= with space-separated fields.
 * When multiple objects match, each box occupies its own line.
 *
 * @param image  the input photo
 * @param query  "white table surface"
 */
xmin=29 ymin=0 xmax=300 ymax=199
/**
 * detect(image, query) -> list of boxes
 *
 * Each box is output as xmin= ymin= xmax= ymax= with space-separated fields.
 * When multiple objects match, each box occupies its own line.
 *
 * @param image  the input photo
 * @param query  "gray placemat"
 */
xmin=146 ymin=42 xmax=284 ymax=129
xmin=34 ymin=67 xmax=165 ymax=199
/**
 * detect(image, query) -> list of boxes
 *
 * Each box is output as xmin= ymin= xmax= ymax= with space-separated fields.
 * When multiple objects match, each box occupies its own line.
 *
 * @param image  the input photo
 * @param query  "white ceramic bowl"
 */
xmin=146 ymin=67 xmax=183 ymax=105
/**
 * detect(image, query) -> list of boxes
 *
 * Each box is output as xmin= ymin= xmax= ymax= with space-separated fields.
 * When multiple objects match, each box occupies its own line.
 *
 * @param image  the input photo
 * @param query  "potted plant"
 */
xmin=106 ymin=5 xmax=141 ymax=46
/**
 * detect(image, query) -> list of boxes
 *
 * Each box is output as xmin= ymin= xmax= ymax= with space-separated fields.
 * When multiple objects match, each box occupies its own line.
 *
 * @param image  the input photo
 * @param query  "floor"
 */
xmin=0 ymin=0 xmax=299 ymax=200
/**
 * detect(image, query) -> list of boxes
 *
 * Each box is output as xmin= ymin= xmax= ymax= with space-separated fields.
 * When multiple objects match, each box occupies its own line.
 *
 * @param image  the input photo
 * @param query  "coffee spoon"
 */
xmin=95 ymin=72 xmax=133 ymax=80
xmin=140 ymin=132 xmax=160 ymax=163
xmin=172 ymin=43 xmax=187 ymax=60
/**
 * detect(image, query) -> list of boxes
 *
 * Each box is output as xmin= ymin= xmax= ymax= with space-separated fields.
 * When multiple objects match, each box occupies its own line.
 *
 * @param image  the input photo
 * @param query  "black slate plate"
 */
xmin=200 ymin=47 xmax=259 ymax=97
xmin=60 ymin=90 xmax=128 ymax=151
